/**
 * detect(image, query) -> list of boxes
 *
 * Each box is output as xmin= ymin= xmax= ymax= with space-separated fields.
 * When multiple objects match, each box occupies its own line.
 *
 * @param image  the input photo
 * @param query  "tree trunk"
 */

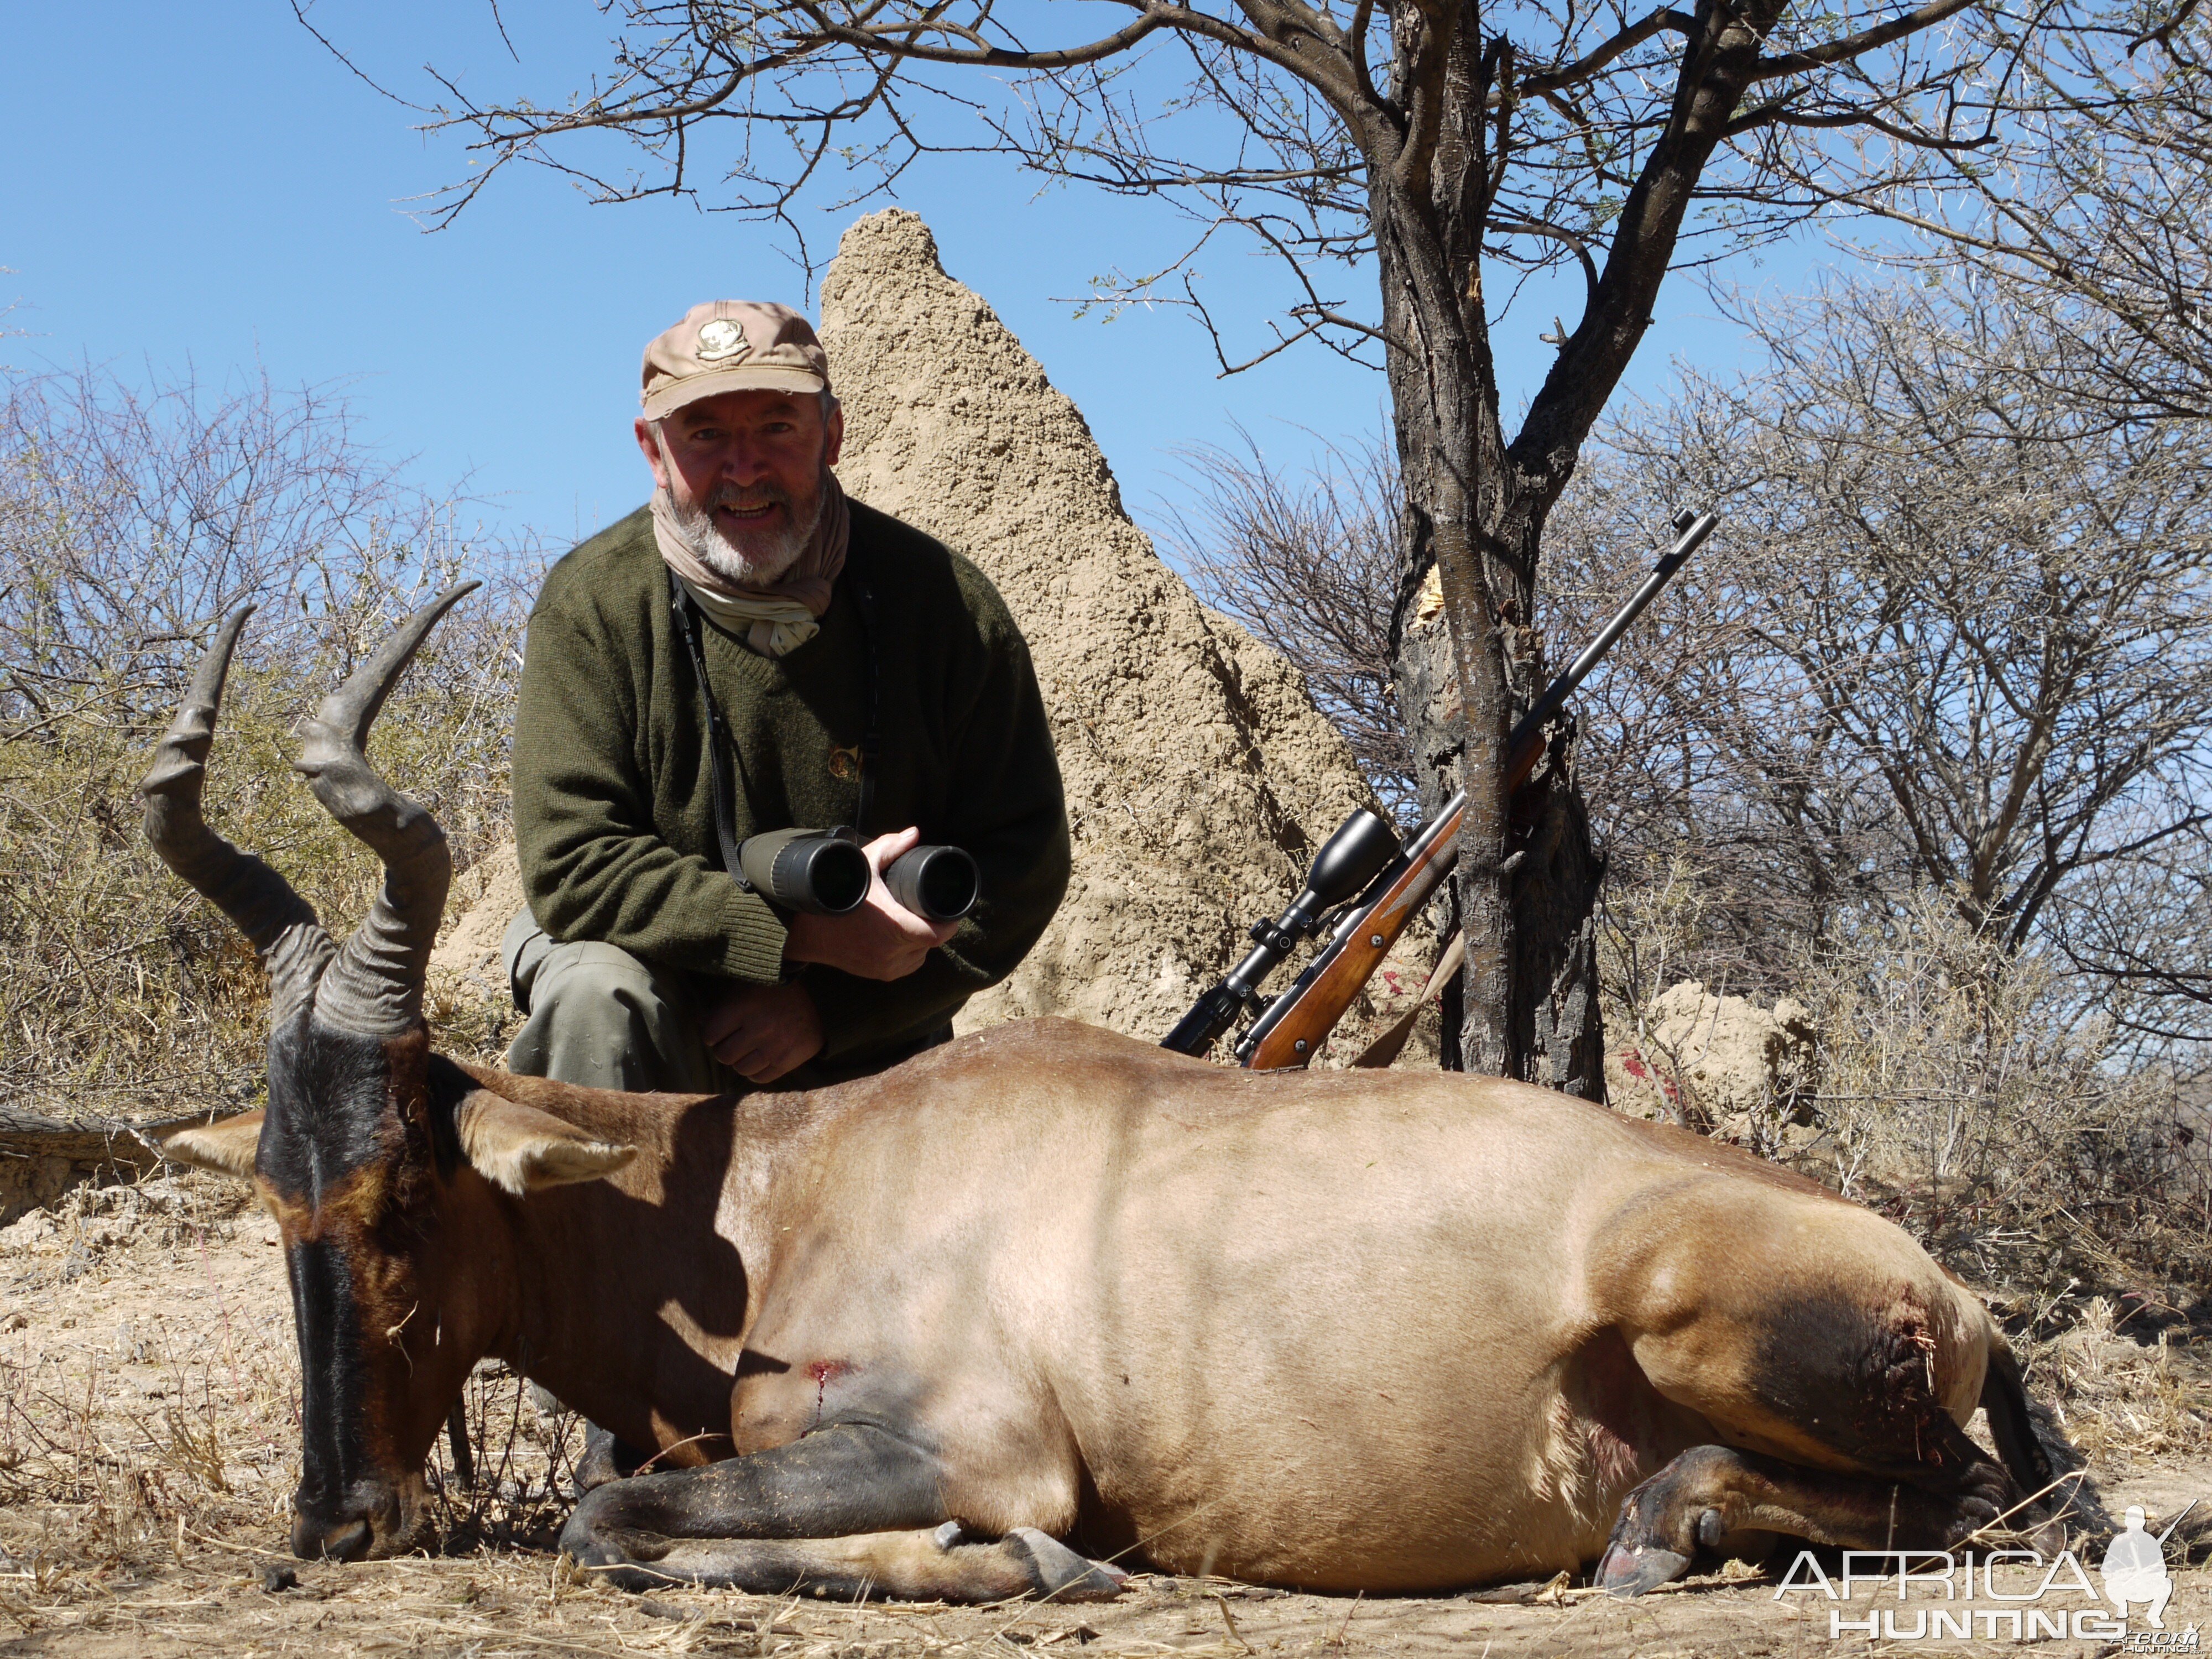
xmin=1509 ymin=721 xmax=1608 ymax=1096
xmin=1390 ymin=508 xmax=1607 ymax=1095
xmin=1373 ymin=177 xmax=1607 ymax=1097
xmin=1367 ymin=0 xmax=1778 ymax=1095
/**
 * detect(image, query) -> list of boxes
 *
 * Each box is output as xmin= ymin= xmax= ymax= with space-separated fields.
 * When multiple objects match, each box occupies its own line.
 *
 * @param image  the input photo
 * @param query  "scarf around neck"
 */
xmin=652 ymin=469 xmax=851 ymax=657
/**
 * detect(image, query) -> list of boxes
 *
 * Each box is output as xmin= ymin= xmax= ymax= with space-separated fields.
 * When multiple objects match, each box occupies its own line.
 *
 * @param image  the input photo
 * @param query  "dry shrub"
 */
xmin=1784 ymin=895 xmax=2209 ymax=1303
xmin=425 ymin=1363 xmax=589 ymax=1552
xmin=0 ymin=364 xmax=535 ymax=1128
xmin=1597 ymin=852 xmax=1717 ymax=1040
xmin=1604 ymin=869 xmax=2210 ymax=1308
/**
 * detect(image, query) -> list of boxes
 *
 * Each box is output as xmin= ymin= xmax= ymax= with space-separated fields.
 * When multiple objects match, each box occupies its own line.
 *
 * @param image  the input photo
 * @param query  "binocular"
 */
xmin=737 ymin=828 xmax=979 ymax=923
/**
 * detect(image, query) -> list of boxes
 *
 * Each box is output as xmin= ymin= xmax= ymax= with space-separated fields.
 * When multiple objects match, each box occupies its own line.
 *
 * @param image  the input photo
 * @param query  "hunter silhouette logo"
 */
xmin=2105 ymin=1502 xmax=2195 ymax=1630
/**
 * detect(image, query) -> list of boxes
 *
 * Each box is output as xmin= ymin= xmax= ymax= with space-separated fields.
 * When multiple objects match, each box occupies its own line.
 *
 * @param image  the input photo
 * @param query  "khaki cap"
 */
xmin=640 ymin=300 xmax=831 ymax=420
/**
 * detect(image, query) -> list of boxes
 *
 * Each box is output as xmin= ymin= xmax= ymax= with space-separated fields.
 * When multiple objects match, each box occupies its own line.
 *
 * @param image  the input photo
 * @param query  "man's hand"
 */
xmin=782 ymin=826 xmax=959 ymax=981
xmin=702 ymin=982 xmax=825 ymax=1084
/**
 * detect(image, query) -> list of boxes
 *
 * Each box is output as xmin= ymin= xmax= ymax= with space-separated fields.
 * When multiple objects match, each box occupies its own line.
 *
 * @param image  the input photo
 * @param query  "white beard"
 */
xmin=663 ymin=483 xmax=823 ymax=588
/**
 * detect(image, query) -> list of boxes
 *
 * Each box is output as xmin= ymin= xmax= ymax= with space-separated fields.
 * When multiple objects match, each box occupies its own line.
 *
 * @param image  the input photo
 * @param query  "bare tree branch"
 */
xmin=1750 ymin=0 xmax=1982 ymax=80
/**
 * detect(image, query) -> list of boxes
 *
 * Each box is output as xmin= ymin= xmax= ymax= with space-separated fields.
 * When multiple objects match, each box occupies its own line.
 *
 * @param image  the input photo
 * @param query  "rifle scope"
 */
xmin=1160 ymin=807 xmax=1401 ymax=1056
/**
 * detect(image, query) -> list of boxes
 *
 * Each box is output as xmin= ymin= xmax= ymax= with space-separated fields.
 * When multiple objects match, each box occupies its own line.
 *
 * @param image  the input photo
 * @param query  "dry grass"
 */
xmin=0 ymin=1174 xmax=577 ymax=1563
xmin=2014 ymin=1296 xmax=2212 ymax=1470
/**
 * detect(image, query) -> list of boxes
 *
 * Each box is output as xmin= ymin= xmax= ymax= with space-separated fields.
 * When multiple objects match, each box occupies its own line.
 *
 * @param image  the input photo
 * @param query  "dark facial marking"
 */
xmin=288 ymin=1235 xmax=366 ymax=1532
xmin=262 ymin=1022 xmax=478 ymax=1554
xmin=260 ymin=1019 xmax=409 ymax=1204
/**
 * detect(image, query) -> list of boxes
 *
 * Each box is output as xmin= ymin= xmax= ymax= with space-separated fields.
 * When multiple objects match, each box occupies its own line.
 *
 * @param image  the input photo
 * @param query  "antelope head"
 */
xmin=144 ymin=591 xmax=634 ymax=1561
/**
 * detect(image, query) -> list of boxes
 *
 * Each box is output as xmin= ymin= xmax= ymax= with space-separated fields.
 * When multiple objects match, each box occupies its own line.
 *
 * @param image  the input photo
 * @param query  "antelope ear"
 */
xmin=456 ymin=1094 xmax=637 ymax=1197
xmin=160 ymin=1110 xmax=264 ymax=1180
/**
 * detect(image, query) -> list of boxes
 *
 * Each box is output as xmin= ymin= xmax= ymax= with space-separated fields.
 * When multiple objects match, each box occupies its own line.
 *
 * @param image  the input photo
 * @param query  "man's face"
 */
xmin=635 ymin=389 xmax=844 ymax=581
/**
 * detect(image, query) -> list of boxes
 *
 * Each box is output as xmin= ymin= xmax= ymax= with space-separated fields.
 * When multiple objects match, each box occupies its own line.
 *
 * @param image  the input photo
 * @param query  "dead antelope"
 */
xmin=150 ymin=591 xmax=2085 ymax=1599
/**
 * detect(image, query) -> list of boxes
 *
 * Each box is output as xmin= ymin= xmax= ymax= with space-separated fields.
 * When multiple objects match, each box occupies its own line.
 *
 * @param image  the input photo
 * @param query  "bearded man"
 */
xmin=502 ymin=300 xmax=1070 ymax=1094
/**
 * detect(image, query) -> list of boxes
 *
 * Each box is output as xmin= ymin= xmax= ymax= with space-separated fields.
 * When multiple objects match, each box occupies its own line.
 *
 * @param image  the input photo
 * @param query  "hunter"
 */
xmin=503 ymin=300 xmax=1070 ymax=1097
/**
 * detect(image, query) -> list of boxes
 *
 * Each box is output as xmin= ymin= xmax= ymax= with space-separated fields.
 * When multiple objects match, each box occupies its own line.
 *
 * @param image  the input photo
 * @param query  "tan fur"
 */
xmin=179 ymin=1024 xmax=2010 ymax=1585
xmin=403 ymin=1022 xmax=2008 ymax=1591
xmin=159 ymin=1110 xmax=263 ymax=1178
xmin=455 ymin=1092 xmax=638 ymax=1196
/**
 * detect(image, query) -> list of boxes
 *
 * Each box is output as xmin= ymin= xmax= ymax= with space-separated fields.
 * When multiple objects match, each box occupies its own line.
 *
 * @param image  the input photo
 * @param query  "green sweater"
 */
xmin=512 ymin=499 xmax=1070 ymax=1083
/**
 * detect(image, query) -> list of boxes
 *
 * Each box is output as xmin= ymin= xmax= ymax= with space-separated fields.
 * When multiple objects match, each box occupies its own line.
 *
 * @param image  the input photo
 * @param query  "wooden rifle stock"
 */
xmin=1237 ymin=793 xmax=1466 ymax=1070
xmin=1229 ymin=507 xmax=1719 ymax=1072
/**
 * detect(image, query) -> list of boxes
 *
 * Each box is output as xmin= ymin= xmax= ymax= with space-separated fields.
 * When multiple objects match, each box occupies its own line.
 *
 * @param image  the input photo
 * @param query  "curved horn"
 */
xmin=294 ymin=582 xmax=481 ymax=1034
xmin=142 ymin=607 xmax=330 ymax=1014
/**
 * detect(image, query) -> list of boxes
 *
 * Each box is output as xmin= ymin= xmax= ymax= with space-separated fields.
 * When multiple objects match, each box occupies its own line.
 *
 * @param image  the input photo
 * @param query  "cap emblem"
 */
xmin=695 ymin=319 xmax=750 ymax=363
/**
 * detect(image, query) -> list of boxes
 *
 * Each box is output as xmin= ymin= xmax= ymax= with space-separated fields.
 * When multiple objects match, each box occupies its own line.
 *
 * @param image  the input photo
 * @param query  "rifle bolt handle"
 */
xmin=1294 ymin=1040 xmax=1309 ymax=1055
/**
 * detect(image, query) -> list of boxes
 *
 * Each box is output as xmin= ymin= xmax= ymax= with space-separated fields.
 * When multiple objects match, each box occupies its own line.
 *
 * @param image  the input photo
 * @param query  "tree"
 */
xmin=0 ymin=363 xmax=529 ymax=1121
xmin=1834 ymin=4 xmax=2212 ymax=428
xmin=1558 ymin=276 xmax=2212 ymax=1025
xmin=368 ymin=0 xmax=2083 ymax=1089
xmin=1176 ymin=274 xmax=2212 ymax=1051
xmin=2048 ymin=826 xmax=2212 ymax=1046
xmin=2 ymin=367 xmax=461 ymax=711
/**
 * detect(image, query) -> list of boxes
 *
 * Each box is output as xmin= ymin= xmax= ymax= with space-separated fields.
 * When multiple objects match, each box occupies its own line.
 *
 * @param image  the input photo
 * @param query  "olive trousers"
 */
xmin=499 ymin=909 xmax=732 ymax=1094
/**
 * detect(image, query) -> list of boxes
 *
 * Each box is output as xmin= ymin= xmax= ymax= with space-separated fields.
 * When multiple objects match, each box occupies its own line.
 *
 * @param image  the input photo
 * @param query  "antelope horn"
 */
xmin=294 ymin=582 xmax=481 ymax=1034
xmin=142 ymin=607 xmax=330 ymax=1015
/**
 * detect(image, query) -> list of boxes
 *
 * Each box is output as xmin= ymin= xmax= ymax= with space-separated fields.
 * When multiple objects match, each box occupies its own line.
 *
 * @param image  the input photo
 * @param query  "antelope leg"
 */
xmin=558 ymin=1422 xmax=1124 ymax=1602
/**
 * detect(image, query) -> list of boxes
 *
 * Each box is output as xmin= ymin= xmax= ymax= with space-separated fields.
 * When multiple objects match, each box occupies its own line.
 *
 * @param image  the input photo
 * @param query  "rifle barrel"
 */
xmin=1505 ymin=509 xmax=1716 ymax=759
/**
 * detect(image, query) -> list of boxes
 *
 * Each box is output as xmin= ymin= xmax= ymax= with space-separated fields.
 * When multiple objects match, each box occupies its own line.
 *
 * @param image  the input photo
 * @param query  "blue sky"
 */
xmin=1 ymin=3 xmax=1829 ymax=558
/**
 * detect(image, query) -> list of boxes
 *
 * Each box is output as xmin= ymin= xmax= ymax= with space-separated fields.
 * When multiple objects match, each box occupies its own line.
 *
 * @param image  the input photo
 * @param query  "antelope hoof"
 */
xmin=575 ymin=1425 xmax=648 ymax=1495
xmin=562 ymin=1533 xmax=672 ymax=1594
xmin=1598 ymin=1541 xmax=1692 ymax=1598
xmin=1007 ymin=1527 xmax=1129 ymax=1601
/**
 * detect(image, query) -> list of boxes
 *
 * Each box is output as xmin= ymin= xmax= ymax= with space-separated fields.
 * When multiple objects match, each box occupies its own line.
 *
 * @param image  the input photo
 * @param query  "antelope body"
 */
xmin=150 ymin=592 xmax=2076 ymax=1600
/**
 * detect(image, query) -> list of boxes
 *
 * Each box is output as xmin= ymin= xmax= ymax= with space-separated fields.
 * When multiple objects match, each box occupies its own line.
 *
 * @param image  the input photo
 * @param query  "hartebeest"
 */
xmin=151 ymin=591 xmax=2085 ymax=1599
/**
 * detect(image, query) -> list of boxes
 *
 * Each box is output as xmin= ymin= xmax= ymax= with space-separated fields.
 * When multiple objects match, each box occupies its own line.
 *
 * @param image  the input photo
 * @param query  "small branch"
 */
xmin=1349 ymin=0 xmax=1382 ymax=107
xmin=1492 ymin=216 xmax=1601 ymax=304
xmin=1188 ymin=280 xmax=1330 ymax=373
xmin=1520 ymin=7 xmax=1698 ymax=96
xmin=2129 ymin=0 xmax=2202 ymax=53
xmin=1245 ymin=210 xmax=1411 ymax=351
xmin=814 ymin=7 xmax=1173 ymax=69
xmin=1723 ymin=105 xmax=2001 ymax=150
xmin=1749 ymin=0 xmax=1981 ymax=80
xmin=290 ymin=0 xmax=431 ymax=109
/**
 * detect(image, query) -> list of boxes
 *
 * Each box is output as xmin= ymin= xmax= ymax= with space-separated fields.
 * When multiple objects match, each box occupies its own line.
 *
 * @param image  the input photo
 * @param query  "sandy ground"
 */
xmin=3 ymin=1173 xmax=2207 ymax=1657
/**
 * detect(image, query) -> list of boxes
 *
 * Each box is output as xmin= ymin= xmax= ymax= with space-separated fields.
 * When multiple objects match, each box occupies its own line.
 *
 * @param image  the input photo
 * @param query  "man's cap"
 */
xmin=640 ymin=301 xmax=831 ymax=420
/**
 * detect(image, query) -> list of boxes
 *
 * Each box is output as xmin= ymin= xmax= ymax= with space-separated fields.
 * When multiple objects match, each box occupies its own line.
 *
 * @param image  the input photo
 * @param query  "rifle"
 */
xmin=1162 ymin=507 xmax=1718 ymax=1070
